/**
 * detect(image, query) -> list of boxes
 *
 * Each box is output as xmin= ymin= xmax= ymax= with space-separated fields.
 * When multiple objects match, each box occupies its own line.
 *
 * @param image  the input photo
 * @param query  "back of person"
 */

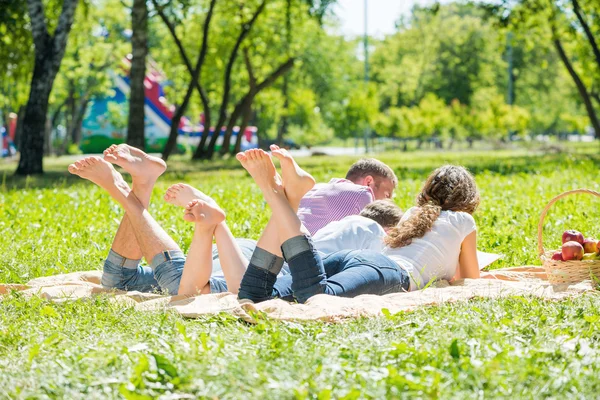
xmin=298 ymin=178 xmax=374 ymax=236
xmin=385 ymin=208 xmax=476 ymax=291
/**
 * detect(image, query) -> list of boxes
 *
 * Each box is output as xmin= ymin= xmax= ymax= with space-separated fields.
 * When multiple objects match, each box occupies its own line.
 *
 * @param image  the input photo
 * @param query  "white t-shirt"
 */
xmin=312 ymin=215 xmax=386 ymax=256
xmin=384 ymin=207 xmax=477 ymax=291
xmin=210 ymin=215 xmax=385 ymax=278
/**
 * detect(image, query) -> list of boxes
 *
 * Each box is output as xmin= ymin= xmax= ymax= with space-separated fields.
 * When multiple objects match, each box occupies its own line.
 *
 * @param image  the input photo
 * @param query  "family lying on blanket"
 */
xmin=67 ymin=144 xmax=482 ymax=303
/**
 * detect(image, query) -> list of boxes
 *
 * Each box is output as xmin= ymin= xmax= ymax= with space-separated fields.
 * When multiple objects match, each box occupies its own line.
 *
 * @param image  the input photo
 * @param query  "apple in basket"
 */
xmin=562 ymin=230 xmax=584 ymax=245
xmin=551 ymin=251 xmax=563 ymax=261
xmin=582 ymin=253 xmax=600 ymax=261
xmin=583 ymin=238 xmax=598 ymax=254
xmin=561 ymin=241 xmax=584 ymax=261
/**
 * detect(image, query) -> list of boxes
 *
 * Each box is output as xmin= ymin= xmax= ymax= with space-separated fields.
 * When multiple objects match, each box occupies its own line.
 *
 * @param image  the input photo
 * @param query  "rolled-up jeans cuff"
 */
xmin=106 ymin=249 xmax=141 ymax=269
xmin=149 ymin=250 xmax=185 ymax=270
xmin=281 ymin=235 xmax=313 ymax=261
xmin=250 ymin=247 xmax=284 ymax=275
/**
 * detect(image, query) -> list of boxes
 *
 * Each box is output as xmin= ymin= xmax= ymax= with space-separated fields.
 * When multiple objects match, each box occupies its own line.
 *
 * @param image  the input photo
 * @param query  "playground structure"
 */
xmin=1 ymin=56 xmax=258 ymax=157
xmin=1 ymin=113 xmax=17 ymax=157
xmin=80 ymin=56 xmax=258 ymax=154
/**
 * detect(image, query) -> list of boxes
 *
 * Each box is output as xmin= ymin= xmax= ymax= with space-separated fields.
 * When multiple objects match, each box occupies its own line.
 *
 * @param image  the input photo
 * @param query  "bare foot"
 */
xmin=270 ymin=144 xmax=315 ymax=204
xmin=164 ymin=183 xmax=217 ymax=208
xmin=183 ymin=199 xmax=226 ymax=225
xmin=103 ymin=144 xmax=166 ymax=186
xmin=68 ymin=156 xmax=130 ymax=199
xmin=236 ymin=149 xmax=283 ymax=197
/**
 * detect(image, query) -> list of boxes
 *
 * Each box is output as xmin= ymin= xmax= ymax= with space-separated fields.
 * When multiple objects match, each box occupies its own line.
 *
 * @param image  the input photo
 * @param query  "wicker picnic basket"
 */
xmin=538 ymin=189 xmax=600 ymax=284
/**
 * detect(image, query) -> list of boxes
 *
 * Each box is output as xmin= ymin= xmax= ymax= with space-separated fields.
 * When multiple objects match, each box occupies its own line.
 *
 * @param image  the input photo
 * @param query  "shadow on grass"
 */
xmin=0 ymin=157 xmax=248 ymax=190
xmin=1 ymin=150 xmax=598 ymax=190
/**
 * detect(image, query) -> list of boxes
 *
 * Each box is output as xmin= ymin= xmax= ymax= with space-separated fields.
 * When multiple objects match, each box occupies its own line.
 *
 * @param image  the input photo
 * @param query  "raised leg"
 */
xmin=236 ymin=148 xmax=317 ymax=302
xmin=177 ymin=199 xmax=226 ymax=295
xmin=69 ymin=154 xmax=183 ymax=294
xmin=103 ymin=144 xmax=167 ymax=260
xmin=165 ymin=184 xmax=249 ymax=294
xmin=102 ymin=144 xmax=178 ymax=262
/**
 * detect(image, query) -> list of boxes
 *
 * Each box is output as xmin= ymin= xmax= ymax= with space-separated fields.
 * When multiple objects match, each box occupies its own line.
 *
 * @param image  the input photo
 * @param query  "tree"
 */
xmin=16 ymin=0 xmax=79 ymax=175
xmin=483 ymin=0 xmax=600 ymax=137
xmin=49 ymin=1 xmax=128 ymax=155
xmin=151 ymin=0 xmax=217 ymax=160
xmin=196 ymin=0 xmax=267 ymax=160
xmin=126 ymin=0 xmax=148 ymax=149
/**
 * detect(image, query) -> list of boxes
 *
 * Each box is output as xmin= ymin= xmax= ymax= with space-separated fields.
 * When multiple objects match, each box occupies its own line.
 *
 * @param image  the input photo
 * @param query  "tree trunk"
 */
xmin=127 ymin=0 xmax=148 ymax=150
xmin=16 ymin=62 xmax=54 ymax=174
xmin=153 ymin=0 xmax=217 ymax=161
xmin=162 ymin=95 xmax=190 ymax=161
xmin=571 ymin=0 xmax=600 ymax=72
xmin=554 ymin=38 xmax=600 ymax=138
xmin=72 ymin=96 xmax=89 ymax=146
xmin=234 ymin=104 xmax=253 ymax=154
xmin=277 ymin=0 xmax=292 ymax=146
xmin=223 ymin=58 xmax=295 ymax=154
xmin=196 ymin=0 xmax=267 ymax=160
xmin=45 ymin=100 xmax=65 ymax=156
xmin=16 ymin=0 xmax=79 ymax=175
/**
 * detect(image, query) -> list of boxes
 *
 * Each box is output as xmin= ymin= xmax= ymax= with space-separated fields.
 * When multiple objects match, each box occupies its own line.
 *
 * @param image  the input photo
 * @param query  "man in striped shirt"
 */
xmin=298 ymin=158 xmax=398 ymax=235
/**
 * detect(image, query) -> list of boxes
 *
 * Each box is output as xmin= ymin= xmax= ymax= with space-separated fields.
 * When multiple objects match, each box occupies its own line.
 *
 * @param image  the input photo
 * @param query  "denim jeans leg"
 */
xmin=150 ymin=250 xmax=186 ymax=295
xmin=321 ymin=250 xmax=410 ymax=297
xmin=101 ymin=249 xmax=159 ymax=292
xmin=281 ymin=235 xmax=328 ymax=304
xmin=238 ymin=247 xmax=284 ymax=302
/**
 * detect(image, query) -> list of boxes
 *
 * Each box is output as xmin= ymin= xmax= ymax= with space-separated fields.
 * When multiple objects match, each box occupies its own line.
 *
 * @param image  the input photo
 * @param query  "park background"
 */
xmin=2 ymin=0 xmax=600 ymax=398
xmin=2 ymin=0 xmax=600 ymax=172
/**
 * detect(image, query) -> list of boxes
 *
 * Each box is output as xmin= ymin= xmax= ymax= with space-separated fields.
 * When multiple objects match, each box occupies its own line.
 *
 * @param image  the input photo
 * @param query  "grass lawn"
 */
xmin=1 ymin=146 xmax=600 ymax=398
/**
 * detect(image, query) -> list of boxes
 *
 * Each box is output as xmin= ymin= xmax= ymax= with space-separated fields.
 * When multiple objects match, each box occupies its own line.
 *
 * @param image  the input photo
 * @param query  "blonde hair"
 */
xmin=385 ymin=165 xmax=479 ymax=248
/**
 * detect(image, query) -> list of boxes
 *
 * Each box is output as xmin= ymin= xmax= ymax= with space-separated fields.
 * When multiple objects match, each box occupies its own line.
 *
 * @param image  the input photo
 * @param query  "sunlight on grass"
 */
xmin=1 ymin=147 xmax=599 ymax=398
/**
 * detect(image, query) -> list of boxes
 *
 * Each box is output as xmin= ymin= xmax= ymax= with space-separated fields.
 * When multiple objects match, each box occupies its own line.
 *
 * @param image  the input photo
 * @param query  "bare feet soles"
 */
xmin=103 ymin=144 xmax=166 ymax=186
xmin=269 ymin=144 xmax=315 ymax=203
xmin=183 ymin=199 xmax=226 ymax=225
xmin=236 ymin=149 xmax=283 ymax=197
xmin=164 ymin=183 xmax=217 ymax=208
xmin=68 ymin=156 xmax=130 ymax=198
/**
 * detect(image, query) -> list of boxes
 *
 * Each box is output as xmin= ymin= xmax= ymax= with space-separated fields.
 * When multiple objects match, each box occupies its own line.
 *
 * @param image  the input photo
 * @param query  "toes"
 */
xmin=236 ymin=152 xmax=247 ymax=162
xmin=104 ymin=153 xmax=118 ymax=162
xmin=189 ymin=199 xmax=201 ymax=207
xmin=68 ymin=164 xmax=79 ymax=174
xmin=74 ymin=160 xmax=84 ymax=168
xmin=183 ymin=213 xmax=195 ymax=222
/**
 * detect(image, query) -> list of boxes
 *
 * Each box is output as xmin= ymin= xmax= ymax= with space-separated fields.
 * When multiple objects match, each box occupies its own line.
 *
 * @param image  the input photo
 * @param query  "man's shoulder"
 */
xmin=316 ymin=178 xmax=372 ymax=194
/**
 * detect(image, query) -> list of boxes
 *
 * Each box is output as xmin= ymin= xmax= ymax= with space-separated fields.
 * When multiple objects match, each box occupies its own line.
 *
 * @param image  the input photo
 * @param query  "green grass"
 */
xmin=1 ymin=146 xmax=600 ymax=398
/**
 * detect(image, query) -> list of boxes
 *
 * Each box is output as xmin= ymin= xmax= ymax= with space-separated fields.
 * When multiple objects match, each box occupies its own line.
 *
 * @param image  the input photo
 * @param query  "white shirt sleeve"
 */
xmin=459 ymin=212 xmax=477 ymax=239
xmin=313 ymin=215 xmax=386 ymax=255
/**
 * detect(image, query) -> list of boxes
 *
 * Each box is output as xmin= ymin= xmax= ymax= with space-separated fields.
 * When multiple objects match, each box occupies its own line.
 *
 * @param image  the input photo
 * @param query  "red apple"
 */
xmin=551 ymin=251 xmax=563 ymax=261
xmin=562 ymin=241 xmax=584 ymax=261
xmin=562 ymin=230 xmax=584 ymax=245
xmin=583 ymin=238 xmax=598 ymax=254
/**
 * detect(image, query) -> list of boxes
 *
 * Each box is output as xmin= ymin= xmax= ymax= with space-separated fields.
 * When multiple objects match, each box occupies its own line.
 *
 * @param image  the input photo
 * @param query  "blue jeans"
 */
xmin=238 ymin=235 xmax=409 ymax=303
xmin=101 ymin=249 xmax=185 ymax=295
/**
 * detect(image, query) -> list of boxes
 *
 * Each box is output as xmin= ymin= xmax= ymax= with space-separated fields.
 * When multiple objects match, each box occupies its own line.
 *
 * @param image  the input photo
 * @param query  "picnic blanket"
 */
xmin=0 ymin=267 xmax=596 ymax=323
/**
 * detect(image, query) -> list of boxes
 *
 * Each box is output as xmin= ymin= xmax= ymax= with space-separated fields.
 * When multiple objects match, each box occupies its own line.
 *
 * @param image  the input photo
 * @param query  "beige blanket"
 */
xmin=0 ymin=267 xmax=595 ymax=323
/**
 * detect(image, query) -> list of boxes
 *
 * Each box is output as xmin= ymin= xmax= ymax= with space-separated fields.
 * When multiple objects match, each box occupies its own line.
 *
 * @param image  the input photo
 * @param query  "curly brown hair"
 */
xmin=385 ymin=165 xmax=479 ymax=249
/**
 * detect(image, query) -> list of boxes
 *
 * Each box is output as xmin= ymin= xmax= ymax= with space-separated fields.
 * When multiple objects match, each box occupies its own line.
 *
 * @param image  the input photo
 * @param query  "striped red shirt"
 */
xmin=298 ymin=178 xmax=375 ymax=236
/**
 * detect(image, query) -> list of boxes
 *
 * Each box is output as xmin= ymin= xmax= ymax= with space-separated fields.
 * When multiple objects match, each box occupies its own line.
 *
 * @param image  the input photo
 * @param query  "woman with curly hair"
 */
xmin=383 ymin=165 xmax=481 ymax=290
